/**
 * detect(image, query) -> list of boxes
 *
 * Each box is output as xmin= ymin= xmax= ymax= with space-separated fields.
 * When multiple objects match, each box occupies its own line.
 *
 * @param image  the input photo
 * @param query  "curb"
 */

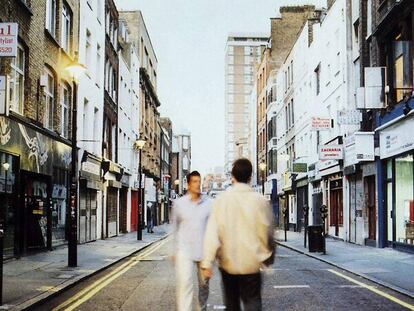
xmin=275 ymin=240 xmax=414 ymax=300
xmin=12 ymin=233 xmax=171 ymax=311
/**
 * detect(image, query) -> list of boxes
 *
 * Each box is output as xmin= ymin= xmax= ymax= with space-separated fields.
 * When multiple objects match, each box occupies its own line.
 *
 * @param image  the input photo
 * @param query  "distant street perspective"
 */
xmin=1 ymin=0 xmax=414 ymax=310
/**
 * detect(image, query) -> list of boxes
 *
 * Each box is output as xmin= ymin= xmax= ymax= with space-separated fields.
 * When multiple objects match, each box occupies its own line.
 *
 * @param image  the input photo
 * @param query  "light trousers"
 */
xmin=175 ymin=251 xmax=209 ymax=311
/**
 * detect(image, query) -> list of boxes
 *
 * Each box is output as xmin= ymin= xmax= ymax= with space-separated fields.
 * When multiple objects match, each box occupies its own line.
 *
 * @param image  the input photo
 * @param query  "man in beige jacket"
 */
xmin=201 ymin=158 xmax=275 ymax=311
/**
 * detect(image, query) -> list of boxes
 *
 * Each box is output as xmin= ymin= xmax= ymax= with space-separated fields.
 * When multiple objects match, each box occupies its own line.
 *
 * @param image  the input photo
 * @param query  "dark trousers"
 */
xmin=220 ymin=269 xmax=262 ymax=311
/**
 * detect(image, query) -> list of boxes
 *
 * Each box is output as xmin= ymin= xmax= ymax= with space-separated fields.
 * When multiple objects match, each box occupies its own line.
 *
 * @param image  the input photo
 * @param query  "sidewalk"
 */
xmin=275 ymin=230 xmax=414 ymax=299
xmin=2 ymin=224 xmax=171 ymax=310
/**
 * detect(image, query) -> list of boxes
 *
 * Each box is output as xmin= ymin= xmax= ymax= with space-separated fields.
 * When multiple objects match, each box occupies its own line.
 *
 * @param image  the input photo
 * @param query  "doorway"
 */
xmin=330 ymin=179 xmax=343 ymax=237
xmin=79 ymin=184 xmax=97 ymax=243
xmin=366 ymin=176 xmax=376 ymax=241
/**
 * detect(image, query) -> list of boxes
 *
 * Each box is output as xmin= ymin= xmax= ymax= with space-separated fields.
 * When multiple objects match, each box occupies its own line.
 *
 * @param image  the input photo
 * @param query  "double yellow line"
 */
xmin=53 ymin=237 xmax=171 ymax=311
xmin=328 ymin=269 xmax=414 ymax=310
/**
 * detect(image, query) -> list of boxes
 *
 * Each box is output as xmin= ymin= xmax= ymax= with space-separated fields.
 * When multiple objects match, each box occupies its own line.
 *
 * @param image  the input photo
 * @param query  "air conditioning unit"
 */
xmin=360 ymin=67 xmax=387 ymax=109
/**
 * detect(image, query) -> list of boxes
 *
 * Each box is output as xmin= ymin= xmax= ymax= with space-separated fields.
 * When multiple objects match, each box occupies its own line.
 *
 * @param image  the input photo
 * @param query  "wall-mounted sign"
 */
xmin=319 ymin=145 xmax=343 ymax=160
xmin=357 ymin=67 xmax=387 ymax=109
xmin=0 ymin=76 xmax=9 ymax=116
xmin=337 ymin=109 xmax=362 ymax=125
xmin=344 ymin=132 xmax=375 ymax=166
xmin=0 ymin=23 xmax=18 ymax=57
xmin=311 ymin=117 xmax=332 ymax=131
xmin=379 ymin=115 xmax=414 ymax=159
xmin=292 ymin=162 xmax=307 ymax=173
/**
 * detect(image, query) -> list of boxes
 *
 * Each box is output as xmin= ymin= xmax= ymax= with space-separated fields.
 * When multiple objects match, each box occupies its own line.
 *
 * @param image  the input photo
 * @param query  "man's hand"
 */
xmin=201 ymin=267 xmax=213 ymax=279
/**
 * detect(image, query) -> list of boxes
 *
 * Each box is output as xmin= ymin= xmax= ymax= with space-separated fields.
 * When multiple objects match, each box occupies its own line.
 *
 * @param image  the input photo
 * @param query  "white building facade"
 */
xmin=77 ymin=0 xmax=105 ymax=243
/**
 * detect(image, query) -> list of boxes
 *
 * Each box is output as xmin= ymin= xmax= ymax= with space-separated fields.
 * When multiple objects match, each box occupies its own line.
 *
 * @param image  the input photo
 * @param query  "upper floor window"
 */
xmin=9 ymin=43 xmax=25 ymax=114
xmin=85 ymin=29 xmax=92 ymax=68
xmin=61 ymin=83 xmax=71 ymax=138
xmin=61 ymin=3 xmax=72 ymax=52
xmin=46 ymin=0 xmax=57 ymax=37
xmin=44 ymin=68 xmax=55 ymax=130
xmin=393 ymin=40 xmax=413 ymax=103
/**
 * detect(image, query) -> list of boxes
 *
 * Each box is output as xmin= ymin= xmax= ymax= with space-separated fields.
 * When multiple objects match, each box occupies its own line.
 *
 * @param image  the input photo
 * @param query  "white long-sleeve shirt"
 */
xmin=201 ymin=183 xmax=275 ymax=275
xmin=172 ymin=194 xmax=212 ymax=261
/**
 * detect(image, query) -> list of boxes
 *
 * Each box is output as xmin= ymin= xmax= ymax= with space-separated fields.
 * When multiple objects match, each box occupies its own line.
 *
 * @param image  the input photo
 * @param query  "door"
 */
xmin=366 ymin=176 xmax=376 ymax=240
xmin=296 ymin=186 xmax=308 ymax=232
xmin=119 ymin=187 xmax=128 ymax=233
xmin=79 ymin=187 xmax=97 ymax=243
xmin=330 ymin=187 xmax=343 ymax=237
xmin=131 ymin=190 xmax=138 ymax=231
xmin=107 ymin=187 xmax=118 ymax=237
xmin=349 ymin=176 xmax=357 ymax=243
xmin=312 ymin=192 xmax=323 ymax=225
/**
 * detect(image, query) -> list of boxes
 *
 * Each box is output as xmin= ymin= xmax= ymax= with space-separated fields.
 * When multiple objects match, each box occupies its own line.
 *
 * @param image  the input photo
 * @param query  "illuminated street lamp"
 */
xmin=259 ymin=162 xmax=267 ymax=195
xmin=65 ymin=56 xmax=86 ymax=267
xmin=135 ymin=138 xmax=146 ymax=240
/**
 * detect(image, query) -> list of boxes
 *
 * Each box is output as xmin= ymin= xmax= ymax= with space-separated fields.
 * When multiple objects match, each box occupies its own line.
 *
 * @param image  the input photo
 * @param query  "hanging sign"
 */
xmin=319 ymin=145 xmax=343 ymax=160
xmin=311 ymin=117 xmax=332 ymax=130
xmin=0 ymin=23 xmax=18 ymax=57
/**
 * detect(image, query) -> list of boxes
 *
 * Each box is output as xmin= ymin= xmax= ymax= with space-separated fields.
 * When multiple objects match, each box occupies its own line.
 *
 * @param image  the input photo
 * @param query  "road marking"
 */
xmin=273 ymin=285 xmax=310 ymax=289
xmin=52 ymin=237 xmax=171 ymax=311
xmin=327 ymin=269 xmax=414 ymax=311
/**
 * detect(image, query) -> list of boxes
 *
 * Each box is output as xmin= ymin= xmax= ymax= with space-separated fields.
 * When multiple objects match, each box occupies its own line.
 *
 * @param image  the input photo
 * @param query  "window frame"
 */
xmin=45 ymin=0 xmax=57 ymax=37
xmin=9 ymin=43 xmax=25 ymax=114
xmin=61 ymin=3 xmax=72 ymax=53
xmin=60 ymin=82 xmax=71 ymax=138
xmin=44 ymin=67 xmax=55 ymax=130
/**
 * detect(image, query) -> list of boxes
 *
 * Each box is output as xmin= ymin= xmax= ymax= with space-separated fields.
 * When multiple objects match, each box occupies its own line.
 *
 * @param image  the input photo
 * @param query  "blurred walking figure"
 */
xmin=146 ymin=202 xmax=154 ymax=233
xmin=172 ymin=171 xmax=212 ymax=311
xmin=201 ymin=158 xmax=275 ymax=311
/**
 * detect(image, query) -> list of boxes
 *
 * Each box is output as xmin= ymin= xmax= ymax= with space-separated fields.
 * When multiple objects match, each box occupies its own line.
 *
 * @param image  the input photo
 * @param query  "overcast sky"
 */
xmin=115 ymin=0 xmax=327 ymax=176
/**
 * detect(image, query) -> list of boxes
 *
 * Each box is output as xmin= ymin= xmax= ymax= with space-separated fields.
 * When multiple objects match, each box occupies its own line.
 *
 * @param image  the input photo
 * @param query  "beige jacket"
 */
xmin=201 ymin=183 xmax=275 ymax=275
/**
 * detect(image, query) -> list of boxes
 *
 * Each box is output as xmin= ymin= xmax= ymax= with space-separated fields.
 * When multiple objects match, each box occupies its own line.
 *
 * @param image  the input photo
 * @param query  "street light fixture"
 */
xmin=135 ymin=138 xmax=146 ymax=240
xmin=0 ymin=162 xmax=9 ymax=305
xmin=259 ymin=162 xmax=266 ymax=195
xmin=65 ymin=56 xmax=86 ymax=267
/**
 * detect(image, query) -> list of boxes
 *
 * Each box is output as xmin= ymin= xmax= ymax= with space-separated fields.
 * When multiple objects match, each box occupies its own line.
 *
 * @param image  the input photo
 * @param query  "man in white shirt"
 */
xmin=172 ymin=171 xmax=212 ymax=311
xmin=201 ymin=159 xmax=275 ymax=311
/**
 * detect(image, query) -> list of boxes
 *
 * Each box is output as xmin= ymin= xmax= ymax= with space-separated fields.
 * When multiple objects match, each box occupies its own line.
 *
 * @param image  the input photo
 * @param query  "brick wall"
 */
xmin=0 ymin=0 xmax=79 ymax=141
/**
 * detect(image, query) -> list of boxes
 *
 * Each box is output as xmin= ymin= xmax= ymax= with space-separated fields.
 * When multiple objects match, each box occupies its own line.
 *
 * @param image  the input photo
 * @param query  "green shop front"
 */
xmin=0 ymin=116 xmax=71 ymax=258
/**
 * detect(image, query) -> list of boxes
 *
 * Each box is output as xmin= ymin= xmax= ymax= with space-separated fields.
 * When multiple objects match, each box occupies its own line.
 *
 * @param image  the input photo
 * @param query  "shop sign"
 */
xmin=0 ymin=23 xmax=18 ymax=57
xmin=344 ymin=132 xmax=375 ymax=166
xmin=292 ymin=162 xmax=307 ymax=173
xmin=311 ymin=117 xmax=332 ymax=131
xmin=379 ymin=116 xmax=414 ymax=159
xmin=0 ymin=76 xmax=9 ymax=116
xmin=319 ymin=145 xmax=343 ymax=160
xmin=81 ymin=160 xmax=100 ymax=176
xmin=337 ymin=109 xmax=362 ymax=125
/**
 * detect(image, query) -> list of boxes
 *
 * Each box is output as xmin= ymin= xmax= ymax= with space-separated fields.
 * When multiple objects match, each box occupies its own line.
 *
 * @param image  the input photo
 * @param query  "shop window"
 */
xmin=9 ymin=43 xmax=25 ymax=114
xmin=395 ymin=154 xmax=414 ymax=244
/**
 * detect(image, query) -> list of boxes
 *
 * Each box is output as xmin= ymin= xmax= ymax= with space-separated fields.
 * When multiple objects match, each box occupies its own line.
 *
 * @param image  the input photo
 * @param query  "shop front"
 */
xmin=295 ymin=178 xmax=308 ymax=233
xmin=79 ymin=152 xmax=102 ymax=244
xmin=102 ymin=161 xmax=122 ymax=238
xmin=119 ymin=174 xmax=130 ymax=234
xmin=319 ymin=139 xmax=345 ymax=239
xmin=0 ymin=116 xmax=72 ymax=257
xmin=378 ymin=112 xmax=414 ymax=251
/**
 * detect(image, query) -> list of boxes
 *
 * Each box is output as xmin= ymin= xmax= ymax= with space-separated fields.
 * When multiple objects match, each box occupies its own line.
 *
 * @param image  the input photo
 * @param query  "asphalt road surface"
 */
xmin=33 ymin=236 xmax=414 ymax=311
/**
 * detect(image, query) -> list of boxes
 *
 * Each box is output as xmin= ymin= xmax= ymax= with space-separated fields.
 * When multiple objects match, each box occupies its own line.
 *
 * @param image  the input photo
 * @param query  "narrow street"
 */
xmin=33 ymin=237 xmax=414 ymax=311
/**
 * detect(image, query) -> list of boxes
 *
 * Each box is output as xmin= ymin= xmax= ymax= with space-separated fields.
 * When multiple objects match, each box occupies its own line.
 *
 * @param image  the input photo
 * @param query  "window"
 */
xmin=393 ymin=41 xmax=413 ymax=103
xmin=83 ymin=98 xmax=89 ymax=140
xmin=61 ymin=83 xmax=70 ymax=138
xmin=44 ymin=68 xmax=55 ymax=130
xmin=315 ymin=65 xmax=321 ymax=95
xmin=46 ymin=0 xmax=57 ymax=37
xmin=290 ymin=99 xmax=294 ymax=126
xmin=85 ymin=30 xmax=92 ymax=68
xmin=9 ymin=43 xmax=25 ymax=114
xmin=61 ymin=3 xmax=72 ymax=52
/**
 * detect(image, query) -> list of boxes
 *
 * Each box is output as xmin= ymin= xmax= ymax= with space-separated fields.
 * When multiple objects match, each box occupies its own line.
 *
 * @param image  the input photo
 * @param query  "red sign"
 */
xmin=311 ymin=117 xmax=331 ymax=131
xmin=0 ymin=23 xmax=18 ymax=57
xmin=319 ymin=145 xmax=343 ymax=160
